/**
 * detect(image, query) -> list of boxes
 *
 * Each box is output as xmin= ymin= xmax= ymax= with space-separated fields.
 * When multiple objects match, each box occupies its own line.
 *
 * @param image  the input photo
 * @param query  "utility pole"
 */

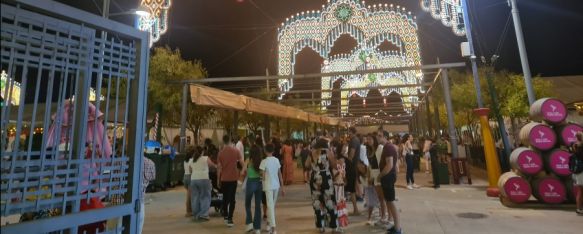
xmin=462 ymin=0 xmax=501 ymax=197
xmin=509 ymin=0 xmax=535 ymax=105
xmin=483 ymin=55 xmax=512 ymax=170
xmin=461 ymin=0 xmax=484 ymax=108
xmin=179 ymin=84 xmax=188 ymax=152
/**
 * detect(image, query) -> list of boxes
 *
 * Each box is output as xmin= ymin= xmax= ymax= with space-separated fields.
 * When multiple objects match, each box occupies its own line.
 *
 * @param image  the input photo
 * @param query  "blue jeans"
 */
xmin=406 ymin=155 xmax=415 ymax=184
xmin=245 ymin=178 xmax=263 ymax=230
xmin=191 ymin=179 xmax=212 ymax=218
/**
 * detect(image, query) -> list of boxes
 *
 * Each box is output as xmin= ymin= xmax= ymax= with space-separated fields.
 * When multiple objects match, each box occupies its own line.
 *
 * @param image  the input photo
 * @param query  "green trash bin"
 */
xmin=145 ymin=153 xmax=171 ymax=191
xmin=171 ymin=153 xmax=186 ymax=187
xmin=437 ymin=162 xmax=450 ymax=185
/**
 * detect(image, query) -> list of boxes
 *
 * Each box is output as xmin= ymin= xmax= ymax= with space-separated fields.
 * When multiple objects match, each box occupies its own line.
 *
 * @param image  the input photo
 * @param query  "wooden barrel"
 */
xmin=531 ymin=176 xmax=567 ymax=204
xmin=529 ymin=98 xmax=567 ymax=124
xmin=544 ymin=149 xmax=573 ymax=177
xmin=509 ymin=147 xmax=543 ymax=175
xmin=519 ymin=122 xmax=557 ymax=151
xmin=498 ymin=172 xmax=531 ymax=204
xmin=555 ymin=123 xmax=583 ymax=147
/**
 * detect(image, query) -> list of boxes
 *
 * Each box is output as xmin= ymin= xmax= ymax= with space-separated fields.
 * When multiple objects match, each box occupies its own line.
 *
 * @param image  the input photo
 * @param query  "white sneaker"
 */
xmin=265 ymin=224 xmax=271 ymax=232
xmin=412 ymin=184 xmax=420 ymax=189
xmin=254 ymin=230 xmax=261 ymax=234
xmin=366 ymin=219 xmax=375 ymax=226
xmin=245 ymin=223 xmax=253 ymax=232
xmin=406 ymin=185 xmax=413 ymax=190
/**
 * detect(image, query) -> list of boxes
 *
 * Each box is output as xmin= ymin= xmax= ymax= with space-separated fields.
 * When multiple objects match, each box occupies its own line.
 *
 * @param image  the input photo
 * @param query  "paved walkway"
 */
xmin=143 ymin=165 xmax=582 ymax=234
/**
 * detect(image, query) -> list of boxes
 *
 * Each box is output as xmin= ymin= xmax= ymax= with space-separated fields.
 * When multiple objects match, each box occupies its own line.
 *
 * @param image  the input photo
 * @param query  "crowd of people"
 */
xmin=178 ymin=126 xmax=452 ymax=234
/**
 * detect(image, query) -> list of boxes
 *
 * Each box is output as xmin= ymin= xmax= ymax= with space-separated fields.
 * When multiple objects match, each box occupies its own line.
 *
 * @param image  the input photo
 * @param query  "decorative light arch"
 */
xmin=137 ymin=0 xmax=172 ymax=47
xmin=277 ymin=0 xmax=422 ymax=114
xmin=420 ymin=0 xmax=466 ymax=36
xmin=1 ymin=70 xmax=21 ymax=106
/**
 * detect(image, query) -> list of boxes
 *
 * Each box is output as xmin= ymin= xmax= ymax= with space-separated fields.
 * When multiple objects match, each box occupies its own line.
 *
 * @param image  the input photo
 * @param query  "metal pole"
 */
xmin=509 ymin=0 xmax=535 ymax=105
xmin=461 ymin=0 xmax=484 ymax=108
xmin=179 ymin=84 xmax=188 ymax=152
xmin=425 ymin=98 xmax=433 ymax=137
xmin=233 ymin=110 xmax=239 ymax=140
xmin=485 ymin=66 xmax=512 ymax=164
xmin=433 ymin=96 xmax=441 ymax=136
xmin=441 ymin=69 xmax=458 ymax=158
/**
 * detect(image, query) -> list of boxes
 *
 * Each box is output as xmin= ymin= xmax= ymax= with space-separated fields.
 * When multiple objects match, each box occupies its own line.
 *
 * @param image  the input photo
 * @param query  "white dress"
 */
xmin=574 ymin=172 xmax=583 ymax=186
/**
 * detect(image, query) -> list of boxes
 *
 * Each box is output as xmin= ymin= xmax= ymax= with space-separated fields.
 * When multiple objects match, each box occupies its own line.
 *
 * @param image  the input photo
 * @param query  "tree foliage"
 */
xmin=148 ymin=46 xmax=213 ymax=144
xmin=429 ymin=68 xmax=553 ymax=128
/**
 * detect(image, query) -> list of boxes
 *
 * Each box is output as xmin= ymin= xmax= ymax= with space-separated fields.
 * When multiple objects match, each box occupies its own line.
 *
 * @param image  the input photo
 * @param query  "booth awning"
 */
xmin=189 ymin=84 xmax=342 ymax=125
xmin=190 ymin=85 xmax=247 ymax=111
xmin=245 ymin=98 xmax=288 ymax=119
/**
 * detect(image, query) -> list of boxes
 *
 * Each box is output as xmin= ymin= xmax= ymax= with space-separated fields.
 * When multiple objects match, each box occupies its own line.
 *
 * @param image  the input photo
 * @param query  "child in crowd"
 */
xmin=334 ymin=155 xmax=349 ymax=229
xmin=260 ymin=144 xmax=285 ymax=234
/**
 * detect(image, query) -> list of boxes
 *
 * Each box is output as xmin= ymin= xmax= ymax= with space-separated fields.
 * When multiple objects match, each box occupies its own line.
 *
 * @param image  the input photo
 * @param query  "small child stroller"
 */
xmin=210 ymin=187 xmax=223 ymax=213
xmin=209 ymin=170 xmax=223 ymax=214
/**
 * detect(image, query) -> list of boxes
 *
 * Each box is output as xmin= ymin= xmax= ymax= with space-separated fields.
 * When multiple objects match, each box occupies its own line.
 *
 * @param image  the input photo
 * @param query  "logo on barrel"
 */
xmin=504 ymin=177 xmax=530 ymax=203
xmin=541 ymin=100 xmax=566 ymax=122
xmin=550 ymin=150 xmax=571 ymax=176
xmin=516 ymin=150 xmax=542 ymax=174
xmin=562 ymin=125 xmax=583 ymax=145
xmin=539 ymin=179 xmax=565 ymax=203
xmin=529 ymin=125 xmax=555 ymax=150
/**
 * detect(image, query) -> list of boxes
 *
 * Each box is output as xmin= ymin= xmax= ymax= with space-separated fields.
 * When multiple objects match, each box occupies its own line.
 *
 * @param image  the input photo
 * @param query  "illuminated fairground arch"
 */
xmin=321 ymin=47 xmax=419 ymax=114
xmin=277 ymin=0 xmax=423 ymax=115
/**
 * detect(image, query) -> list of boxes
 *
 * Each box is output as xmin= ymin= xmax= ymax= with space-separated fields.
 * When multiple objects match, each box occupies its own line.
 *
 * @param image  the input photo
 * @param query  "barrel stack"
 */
xmin=499 ymin=98 xmax=581 ymax=206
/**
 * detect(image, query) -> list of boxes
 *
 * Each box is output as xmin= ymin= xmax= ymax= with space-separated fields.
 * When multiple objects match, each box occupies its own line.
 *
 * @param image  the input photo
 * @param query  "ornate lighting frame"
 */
xmin=137 ymin=0 xmax=172 ymax=46
xmin=277 ymin=0 xmax=422 ymax=114
xmin=420 ymin=0 xmax=466 ymax=36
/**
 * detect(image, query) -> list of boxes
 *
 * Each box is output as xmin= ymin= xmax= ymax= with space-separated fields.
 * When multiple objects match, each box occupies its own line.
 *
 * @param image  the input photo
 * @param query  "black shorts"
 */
xmin=381 ymin=174 xmax=396 ymax=202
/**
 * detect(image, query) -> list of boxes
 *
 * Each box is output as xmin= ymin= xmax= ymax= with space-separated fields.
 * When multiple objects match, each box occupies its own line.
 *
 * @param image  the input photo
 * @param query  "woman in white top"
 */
xmin=183 ymin=147 xmax=196 ymax=217
xmin=189 ymin=149 xmax=217 ymax=221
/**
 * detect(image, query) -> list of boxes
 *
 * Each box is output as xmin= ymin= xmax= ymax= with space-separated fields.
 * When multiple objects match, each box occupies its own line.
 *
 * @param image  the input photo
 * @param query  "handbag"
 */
xmin=241 ymin=177 xmax=248 ymax=191
xmin=237 ymin=160 xmax=243 ymax=171
xmin=569 ymin=153 xmax=583 ymax=174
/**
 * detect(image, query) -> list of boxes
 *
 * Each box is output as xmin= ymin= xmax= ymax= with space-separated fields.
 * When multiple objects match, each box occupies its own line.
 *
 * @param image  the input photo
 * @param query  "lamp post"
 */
xmin=461 ymin=0 xmax=501 ymax=197
xmin=508 ymin=0 xmax=535 ymax=105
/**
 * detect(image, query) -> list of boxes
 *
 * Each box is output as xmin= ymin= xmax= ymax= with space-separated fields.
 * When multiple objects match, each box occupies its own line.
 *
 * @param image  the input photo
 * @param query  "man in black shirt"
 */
xmin=377 ymin=130 xmax=402 ymax=234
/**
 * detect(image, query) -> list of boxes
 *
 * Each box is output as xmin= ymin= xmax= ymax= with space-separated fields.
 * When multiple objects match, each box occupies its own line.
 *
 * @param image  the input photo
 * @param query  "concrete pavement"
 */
xmin=143 ymin=166 xmax=583 ymax=234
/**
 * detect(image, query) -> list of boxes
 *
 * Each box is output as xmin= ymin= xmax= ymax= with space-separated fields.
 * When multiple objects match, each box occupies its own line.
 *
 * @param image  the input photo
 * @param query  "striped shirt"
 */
xmin=141 ymin=157 xmax=156 ymax=201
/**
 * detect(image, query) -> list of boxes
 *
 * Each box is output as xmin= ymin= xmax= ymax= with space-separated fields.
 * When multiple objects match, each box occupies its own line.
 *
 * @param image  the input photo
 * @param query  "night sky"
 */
xmin=59 ymin=0 xmax=583 ymax=78
xmin=56 ymin=0 xmax=583 ymax=113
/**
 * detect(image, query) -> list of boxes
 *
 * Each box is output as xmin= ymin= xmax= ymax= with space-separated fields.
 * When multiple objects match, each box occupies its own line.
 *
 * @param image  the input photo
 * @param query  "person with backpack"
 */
xmin=571 ymin=131 xmax=583 ymax=215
